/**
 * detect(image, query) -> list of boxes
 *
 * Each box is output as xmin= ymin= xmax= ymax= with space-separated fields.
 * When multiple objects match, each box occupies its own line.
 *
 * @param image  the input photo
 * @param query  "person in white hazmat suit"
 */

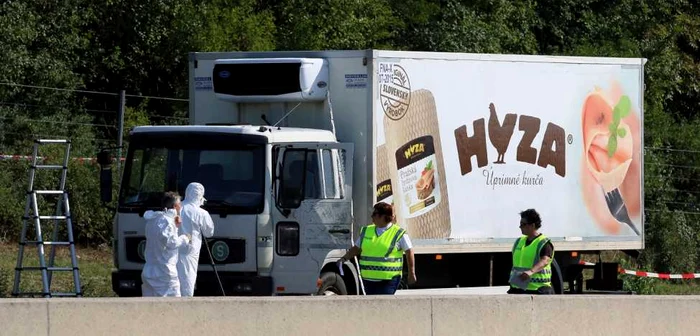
xmin=141 ymin=191 xmax=191 ymax=297
xmin=177 ymin=182 xmax=215 ymax=297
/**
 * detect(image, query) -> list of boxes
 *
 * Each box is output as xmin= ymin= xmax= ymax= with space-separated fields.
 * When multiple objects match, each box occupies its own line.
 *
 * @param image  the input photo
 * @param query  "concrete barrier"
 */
xmin=2 ymin=295 xmax=700 ymax=336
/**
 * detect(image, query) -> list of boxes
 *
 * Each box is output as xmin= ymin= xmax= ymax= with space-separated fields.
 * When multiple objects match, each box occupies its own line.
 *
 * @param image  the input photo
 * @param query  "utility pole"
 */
xmin=117 ymin=90 xmax=125 ymax=175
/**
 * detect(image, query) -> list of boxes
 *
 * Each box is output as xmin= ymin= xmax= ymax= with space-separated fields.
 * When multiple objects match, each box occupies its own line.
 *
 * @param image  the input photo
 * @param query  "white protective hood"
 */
xmin=143 ymin=209 xmax=177 ymax=221
xmin=143 ymin=210 xmax=162 ymax=221
xmin=183 ymin=182 xmax=206 ymax=206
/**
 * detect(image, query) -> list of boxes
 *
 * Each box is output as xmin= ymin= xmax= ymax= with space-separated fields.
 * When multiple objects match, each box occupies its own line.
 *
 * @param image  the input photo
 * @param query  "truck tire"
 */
xmin=317 ymin=271 xmax=348 ymax=296
xmin=551 ymin=258 xmax=564 ymax=294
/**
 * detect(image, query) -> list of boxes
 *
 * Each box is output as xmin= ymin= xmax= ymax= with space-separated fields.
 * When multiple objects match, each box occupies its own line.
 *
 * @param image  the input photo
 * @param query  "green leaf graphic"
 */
xmin=607 ymin=135 xmax=617 ymax=158
xmin=617 ymin=95 xmax=631 ymax=118
xmin=606 ymin=95 xmax=632 ymax=157
xmin=617 ymin=128 xmax=627 ymax=137
xmin=613 ymin=106 xmax=621 ymax=124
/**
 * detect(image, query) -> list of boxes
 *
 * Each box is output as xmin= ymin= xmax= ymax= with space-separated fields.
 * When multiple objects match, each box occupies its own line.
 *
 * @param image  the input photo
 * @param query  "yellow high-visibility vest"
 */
xmin=510 ymin=234 xmax=554 ymax=291
xmin=358 ymin=224 xmax=405 ymax=280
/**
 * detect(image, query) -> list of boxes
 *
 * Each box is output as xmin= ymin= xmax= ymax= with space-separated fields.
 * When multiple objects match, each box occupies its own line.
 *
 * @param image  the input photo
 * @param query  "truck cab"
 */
xmin=111 ymin=125 xmax=357 ymax=296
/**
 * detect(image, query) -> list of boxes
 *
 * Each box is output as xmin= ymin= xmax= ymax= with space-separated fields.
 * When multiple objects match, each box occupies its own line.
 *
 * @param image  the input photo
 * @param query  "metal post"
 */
xmin=117 ymin=90 xmax=126 ymax=176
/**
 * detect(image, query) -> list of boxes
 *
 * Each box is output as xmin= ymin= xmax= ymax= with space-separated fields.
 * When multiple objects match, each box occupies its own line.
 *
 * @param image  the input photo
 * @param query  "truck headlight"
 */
xmin=276 ymin=222 xmax=299 ymax=256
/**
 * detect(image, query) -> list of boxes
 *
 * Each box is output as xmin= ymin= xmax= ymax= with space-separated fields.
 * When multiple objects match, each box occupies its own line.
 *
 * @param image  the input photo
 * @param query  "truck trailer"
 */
xmin=108 ymin=50 xmax=646 ymax=296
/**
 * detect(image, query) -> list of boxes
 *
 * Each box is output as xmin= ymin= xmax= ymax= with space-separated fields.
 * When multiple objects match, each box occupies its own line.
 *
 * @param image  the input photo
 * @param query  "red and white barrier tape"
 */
xmin=578 ymin=261 xmax=700 ymax=279
xmin=619 ymin=269 xmax=700 ymax=279
xmin=0 ymin=155 xmax=39 ymax=161
xmin=0 ymin=154 xmax=124 ymax=163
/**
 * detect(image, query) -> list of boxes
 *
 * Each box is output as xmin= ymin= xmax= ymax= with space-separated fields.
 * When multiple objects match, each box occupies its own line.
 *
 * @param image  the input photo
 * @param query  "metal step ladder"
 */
xmin=12 ymin=139 xmax=82 ymax=298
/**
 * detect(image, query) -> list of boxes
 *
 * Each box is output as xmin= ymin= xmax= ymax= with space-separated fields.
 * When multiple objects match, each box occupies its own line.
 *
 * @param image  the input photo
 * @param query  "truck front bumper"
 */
xmin=112 ymin=270 xmax=273 ymax=297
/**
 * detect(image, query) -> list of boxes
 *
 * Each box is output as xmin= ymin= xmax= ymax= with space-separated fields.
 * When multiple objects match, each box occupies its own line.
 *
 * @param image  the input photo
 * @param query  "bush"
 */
xmin=0 ymin=156 xmax=117 ymax=247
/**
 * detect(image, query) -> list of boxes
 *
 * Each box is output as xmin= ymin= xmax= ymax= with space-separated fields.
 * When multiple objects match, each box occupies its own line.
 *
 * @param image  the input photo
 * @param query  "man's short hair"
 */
xmin=520 ymin=208 xmax=542 ymax=229
xmin=162 ymin=191 xmax=181 ymax=209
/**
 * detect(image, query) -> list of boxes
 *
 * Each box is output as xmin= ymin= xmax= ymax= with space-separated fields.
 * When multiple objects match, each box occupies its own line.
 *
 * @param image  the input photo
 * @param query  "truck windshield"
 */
xmin=118 ymin=132 xmax=266 ymax=215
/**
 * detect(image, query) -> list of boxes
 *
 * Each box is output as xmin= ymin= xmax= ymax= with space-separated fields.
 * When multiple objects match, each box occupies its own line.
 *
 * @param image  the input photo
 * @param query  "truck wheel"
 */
xmin=317 ymin=272 xmax=348 ymax=296
xmin=551 ymin=258 xmax=564 ymax=294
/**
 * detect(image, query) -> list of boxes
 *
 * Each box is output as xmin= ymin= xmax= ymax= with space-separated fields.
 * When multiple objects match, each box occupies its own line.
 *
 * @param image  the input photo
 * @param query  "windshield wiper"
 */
xmin=203 ymin=200 xmax=241 ymax=207
xmin=120 ymin=200 xmax=148 ymax=207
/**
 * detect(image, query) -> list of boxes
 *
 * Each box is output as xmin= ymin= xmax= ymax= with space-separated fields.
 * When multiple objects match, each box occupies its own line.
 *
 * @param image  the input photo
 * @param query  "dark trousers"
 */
xmin=362 ymin=275 xmax=402 ymax=295
xmin=507 ymin=286 xmax=555 ymax=295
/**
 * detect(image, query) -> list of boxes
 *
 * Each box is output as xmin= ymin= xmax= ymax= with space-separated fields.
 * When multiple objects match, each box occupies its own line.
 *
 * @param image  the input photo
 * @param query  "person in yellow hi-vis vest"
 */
xmin=339 ymin=202 xmax=416 ymax=295
xmin=508 ymin=208 xmax=555 ymax=294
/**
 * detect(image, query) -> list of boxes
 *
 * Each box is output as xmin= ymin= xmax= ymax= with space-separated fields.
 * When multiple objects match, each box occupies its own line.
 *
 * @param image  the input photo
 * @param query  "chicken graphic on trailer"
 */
xmin=488 ymin=103 xmax=517 ymax=164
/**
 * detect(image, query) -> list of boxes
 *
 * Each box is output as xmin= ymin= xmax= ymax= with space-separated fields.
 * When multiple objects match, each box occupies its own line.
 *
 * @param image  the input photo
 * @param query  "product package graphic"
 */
xmin=383 ymin=89 xmax=451 ymax=239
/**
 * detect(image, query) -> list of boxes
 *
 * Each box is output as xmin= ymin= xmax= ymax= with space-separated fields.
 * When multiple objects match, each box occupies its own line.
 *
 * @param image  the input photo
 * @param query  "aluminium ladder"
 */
xmin=12 ymin=139 xmax=82 ymax=298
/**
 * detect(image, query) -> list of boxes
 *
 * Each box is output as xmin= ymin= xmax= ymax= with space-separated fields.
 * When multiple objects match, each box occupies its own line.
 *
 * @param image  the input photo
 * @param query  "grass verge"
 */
xmin=0 ymin=242 xmax=115 ymax=297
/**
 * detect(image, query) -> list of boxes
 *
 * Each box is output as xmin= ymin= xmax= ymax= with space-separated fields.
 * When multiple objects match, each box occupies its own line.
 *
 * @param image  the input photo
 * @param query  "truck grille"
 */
xmin=125 ymin=237 xmax=246 ymax=264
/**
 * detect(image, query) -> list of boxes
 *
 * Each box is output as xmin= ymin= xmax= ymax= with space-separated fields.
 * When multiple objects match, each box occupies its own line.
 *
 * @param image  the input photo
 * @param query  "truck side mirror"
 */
xmin=97 ymin=150 xmax=113 ymax=203
xmin=100 ymin=168 xmax=113 ymax=203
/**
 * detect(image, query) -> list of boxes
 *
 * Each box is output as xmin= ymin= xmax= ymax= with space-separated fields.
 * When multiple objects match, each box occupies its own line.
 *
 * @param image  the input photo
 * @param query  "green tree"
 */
xmin=196 ymin=0 xmax=276 ymax=52
xmin=389 ymin=0 xmax=539 ymax=54
xmin=271 ymin=0 xmax=397 ymax=50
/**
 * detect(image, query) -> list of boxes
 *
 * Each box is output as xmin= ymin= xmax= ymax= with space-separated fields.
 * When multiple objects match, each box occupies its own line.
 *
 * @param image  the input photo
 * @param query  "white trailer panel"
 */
xmin=371 ymin=50 xmax=645 ymax=252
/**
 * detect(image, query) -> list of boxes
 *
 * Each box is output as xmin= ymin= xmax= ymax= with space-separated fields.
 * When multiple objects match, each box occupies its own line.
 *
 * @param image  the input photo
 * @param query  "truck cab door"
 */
xmin=271 ymin=142 xmax=354 ymax=294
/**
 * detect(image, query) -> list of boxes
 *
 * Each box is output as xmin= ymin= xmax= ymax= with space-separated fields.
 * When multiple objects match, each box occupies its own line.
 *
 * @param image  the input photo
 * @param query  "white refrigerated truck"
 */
xmin=109 ymin=50 xmax=646 ymax=296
